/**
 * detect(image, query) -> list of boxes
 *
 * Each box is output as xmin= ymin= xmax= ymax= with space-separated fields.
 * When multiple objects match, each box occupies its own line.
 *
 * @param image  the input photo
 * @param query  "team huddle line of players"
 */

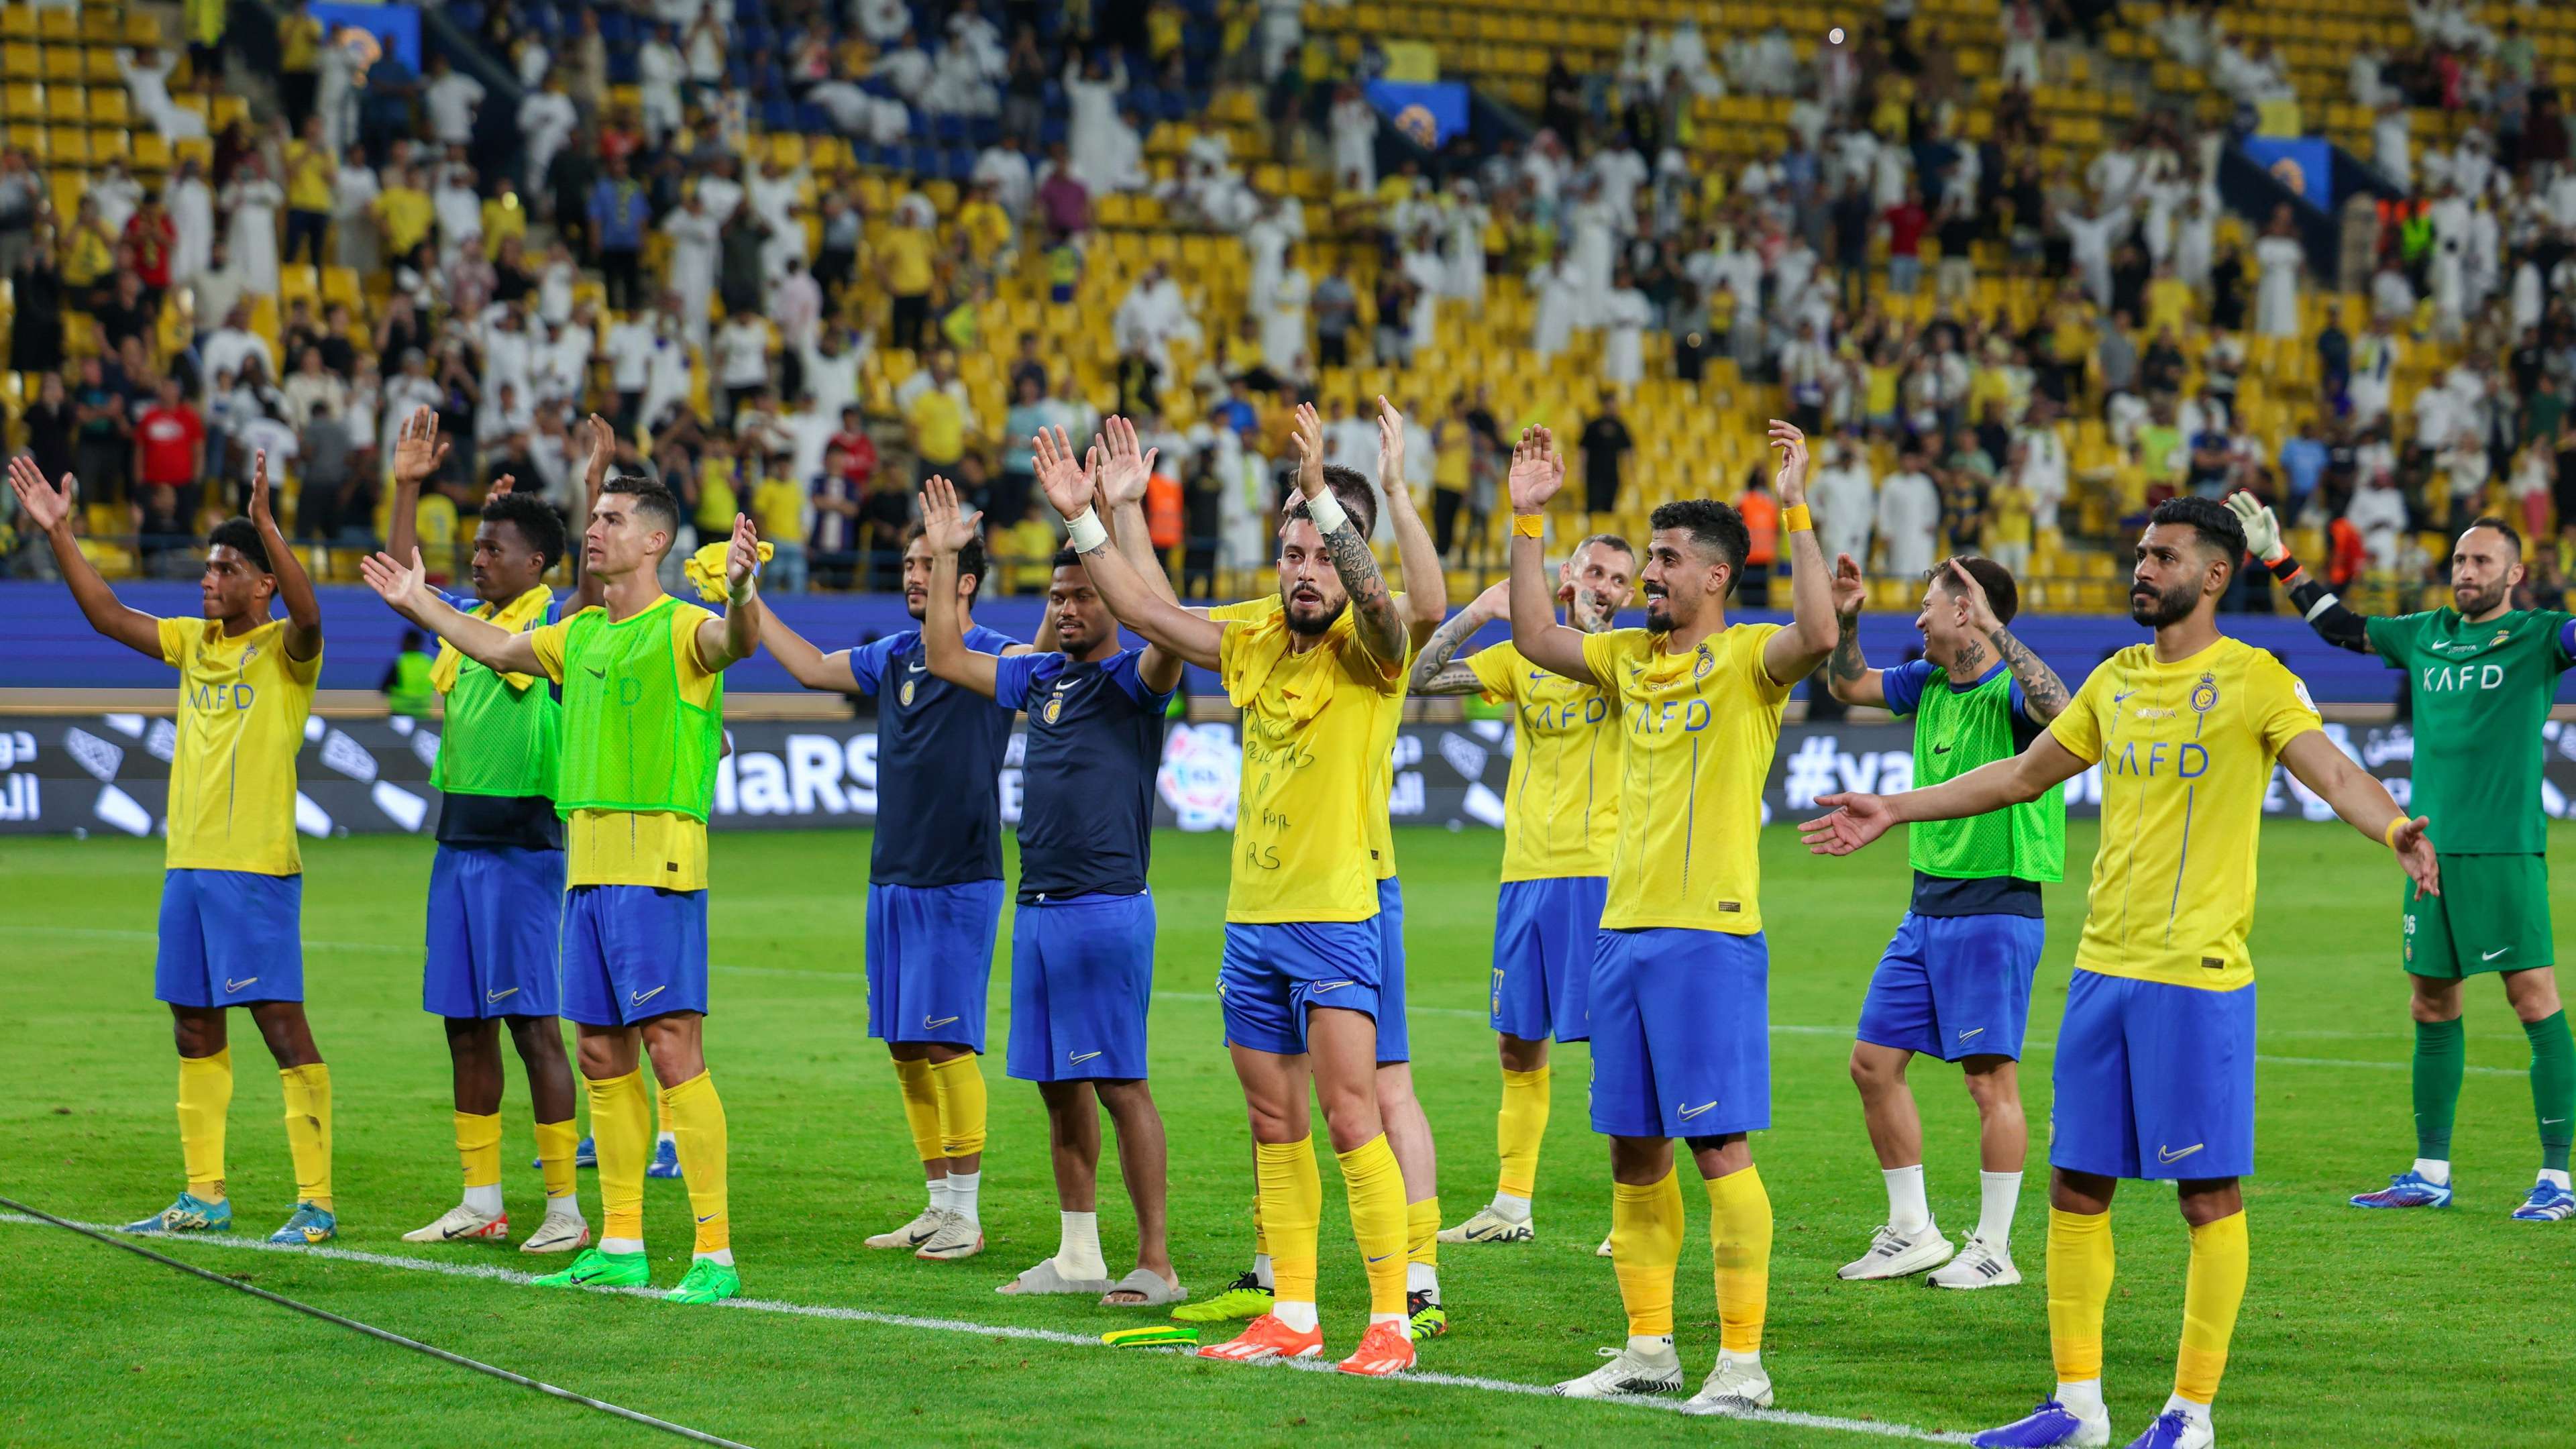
xmin=14 ymin=385 xmax=2575 ymax=1446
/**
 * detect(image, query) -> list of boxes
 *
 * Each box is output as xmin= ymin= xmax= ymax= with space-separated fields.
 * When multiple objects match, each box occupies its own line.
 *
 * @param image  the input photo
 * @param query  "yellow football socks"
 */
xmin=276 ymin=1063 xmax=333 ymax=1210
xmin=892 ymin=1057 xmax=943 ymax=1166
xmin=1609 ymin=1169 xmax=1684 ymax=1336
xmin=1338 ymin=1133 xmax=1410 ymax=1318
xmin=1407 ymin=1194 xmax=1440 ymax=1268
xmin=455 ymin=1110 xmax=502 ymax=1192
xmin=1495 ymin=1065 xmax=1550 ymax=1200
xmin=929 ymin=1054 xmax=987 ymax=1159
xmin=1254 ymin=1136 xmax=1322 ymax=1304
xmin=588 ymin=1068 xmax=653 ymax=1244
xmin=176 ymin=1048 xmax=231 ymax=1200
xmin=1252 ymin=1189 xmax=1269 ymax=1258
xmin=533 ymin=1118 xmax=581 ymax=1202
xmin=2176 ymin=1211 xmax=2249 ymax=1405
xmin=1706 ymin=1165 xmax=1772 ymax=1356
xmin=661 ymin=1071 xmax=731 ymax=1256
xmin=2049 ymin=1207 xmax=2116 ymax=1383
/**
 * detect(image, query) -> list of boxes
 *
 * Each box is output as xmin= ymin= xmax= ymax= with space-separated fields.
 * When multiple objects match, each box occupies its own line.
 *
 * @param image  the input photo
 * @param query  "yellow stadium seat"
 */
xmin=87 ymin=87 xmax=125 ymax=127
xmin=322 ymin=266 xmax=360 ymax=309
xmin=124 ymin=13 xmax=162 ymax=46
xmin=46 ymin=126 xmax=83 ymax=165
xmin=34 ymin=9 xmax=73 ymax=44
xmin=1 ymin=81 xmax=34 ymax=119
xmin=1 ymin=44 xmax=35 ymax=79
xmin=44 ymin=85 xmax=79 ymax=123
xmin=80 ymin=47 xmax=115 ymax=84
xmin=40 ymin=47 xmax=78 ymax=83
xmin=0 ymin=10 xmax=31 ymax=42
xmin=89 ymin=127 xmax=126 ymax=166
xmin=80 ymin=9 xmax=123 ymax=45
xmin=132 ymin=131 xmax=170 ymax=172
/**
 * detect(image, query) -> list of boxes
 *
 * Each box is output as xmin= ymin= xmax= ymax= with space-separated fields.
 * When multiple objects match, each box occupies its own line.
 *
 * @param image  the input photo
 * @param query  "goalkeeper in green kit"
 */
xmin=2231 ymin=494 xmax=2575 ymax=1222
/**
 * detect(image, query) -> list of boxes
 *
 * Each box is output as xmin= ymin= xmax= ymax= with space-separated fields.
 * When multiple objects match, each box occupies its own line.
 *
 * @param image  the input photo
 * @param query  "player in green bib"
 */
xmin=2239 ymin=498 xmax=2576 ymax=1222
xmin=1823 ymin=555 xmax=2073 ymax=1287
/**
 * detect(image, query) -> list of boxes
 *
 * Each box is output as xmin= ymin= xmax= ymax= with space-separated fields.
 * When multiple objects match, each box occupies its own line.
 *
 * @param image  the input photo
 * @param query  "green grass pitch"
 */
xmin=6 ymin=822 xmax=2573 ymax=1447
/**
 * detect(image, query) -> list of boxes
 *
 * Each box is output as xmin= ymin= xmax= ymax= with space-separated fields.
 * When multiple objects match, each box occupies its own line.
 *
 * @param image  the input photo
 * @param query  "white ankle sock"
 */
xmin=656 ymin=1130 xmax=676 ymax=1149
xmin=1055 ymin=1210 xmax=1106 ymax=1278
xmin=1271 ymin=1299 xmax=1318 ymax=1332
xmin=1883 ymin=1164 xmax=1931 ymax=1234
xmin=600 ymin=1236 xmax=645 ymax=1256
xmin=1252 ymin=1252 xmax=1275 ymax=1289
xmin=1491 ymin=1191 xmax=1532 ymax=1220
xmin=2541 ymin=1168 xmax=2572 ymax=1191
xmin=2414 ymin=1157 xmax=2452 ymax=1186
xmin=545 ymin=1191 xmax=584 ymax=1219
xmin=696 ymin=1247 xmax=734 ymax=1267
xmin=1369 ymin=1310 xmax=1411 ymax=1338
xmin=1405 ymin=1261 xmax=1438 ymax=1299
xmin=945 ymin=1170 xmax=981 ymax=1226
xmin=1628 ymin=1333 xmax=1676 ymax=1361
xmin=1976 ymin=1169 xmax=2023 ymax=1248
xmin=2056 ymin=1379 xmax=2104 ymax=1417
xmin=2161 ymin=1393 xmax=2212 ymax=1427
xmin=464 ymin=1183 xmax=504 ymax=1218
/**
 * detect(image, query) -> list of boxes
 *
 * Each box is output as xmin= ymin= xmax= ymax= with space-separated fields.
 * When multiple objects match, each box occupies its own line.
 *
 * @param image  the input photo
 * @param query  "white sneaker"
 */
xmin=519 ymin=1211 xmax=591 ymax=1254
xmin=913 ymin=1208 xmax=985 ymax=1261
xmin=1928 ymin=1234 xmax=2021 ymax=1290
xmin=1438 ymin=1205 xmax=1536 ymax=1244
xmin=1551 ymin=1339 xmax=1684 ymax=1398
xmin=1837 ymin=1222 xmax=1953 ymax=1280
xmin=865 ymin=1207 xmax=943 ymax=1250
xmin=1595 ymin=1234 xmax=1614 ymax=1257
xmin=1681 ymin=1353 xmax=1775 ymax=1416
xmin=401 ymin=1204 xmax=508 ymax=1244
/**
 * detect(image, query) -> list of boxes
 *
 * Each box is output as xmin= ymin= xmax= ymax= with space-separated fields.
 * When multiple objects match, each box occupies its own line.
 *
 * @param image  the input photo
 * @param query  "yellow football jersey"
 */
xmin=1211 ymin=594 xmax=1410 ymax=881
xmin=1216 ymin=602 xmax=1405 ymax=923
xmin=1470 ymin=637 xmax=1621 ymax=881
xmin=2043 ymin=637 xmax=2322 ymax=990
xmin=529 ymin=599 xmax=722 ymax=890
xmin=1581 ymin=624 xmax=1792 ymax=934
xmin=158 ymin=617 xmax=321 ymax=876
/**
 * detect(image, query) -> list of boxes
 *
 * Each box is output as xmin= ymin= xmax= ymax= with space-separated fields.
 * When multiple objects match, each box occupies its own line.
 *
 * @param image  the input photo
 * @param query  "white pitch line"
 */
xmin=0 ymin=1214 xmax=1971 ymax=1444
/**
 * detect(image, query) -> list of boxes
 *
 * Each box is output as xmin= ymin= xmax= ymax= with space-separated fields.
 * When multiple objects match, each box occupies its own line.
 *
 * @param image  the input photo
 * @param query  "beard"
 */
xmin=2453 ymin=579 xmax=2507 ymax=617
xmin=1283 ymin=594 xmax=1345 ymax=636
xmin=2129 ymin=577 xmax=2202 ymax=627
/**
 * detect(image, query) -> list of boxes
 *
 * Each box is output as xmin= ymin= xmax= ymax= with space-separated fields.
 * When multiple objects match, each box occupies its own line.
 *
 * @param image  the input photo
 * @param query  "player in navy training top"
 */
xmin=919 ymin=476 xmax=1189 ymax=1305
xmin=754 ymin=516 xmax=1035 ymax=1262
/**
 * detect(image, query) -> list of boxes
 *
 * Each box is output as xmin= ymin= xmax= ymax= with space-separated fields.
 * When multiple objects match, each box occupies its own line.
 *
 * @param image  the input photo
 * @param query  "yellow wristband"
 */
xmin=1782 ymin=504 xmax=1813 ymax=533
xmin=1512 ymin=513 xmax=1545 ymax=539
xmin=2382 ymin=816 xmax=2408 ymax=849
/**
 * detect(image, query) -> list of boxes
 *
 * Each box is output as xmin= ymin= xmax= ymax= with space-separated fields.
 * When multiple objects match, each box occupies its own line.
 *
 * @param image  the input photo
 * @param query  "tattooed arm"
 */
xmin=1943 ymin=559 xmax=2071 ymax=722
xmin=1825 ymin=552 xmax=1885 ymax=706
xmin=1285 ymin=400 xmax=1408 ymax=665
xmin=1409 ymin=581 xmax=1507 ymax=696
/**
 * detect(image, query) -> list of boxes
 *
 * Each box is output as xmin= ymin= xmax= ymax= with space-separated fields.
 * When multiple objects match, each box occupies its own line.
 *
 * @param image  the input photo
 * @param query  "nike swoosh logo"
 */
xmin=1309 ymin=981 xmax=1350 ymax=994
xmin=2484 ymin=947 xmax=2512 ymax=961
xmin=1365 ymin=1252 xmax=1392 ymax=1264
xmin=1069 ymin=1051 xmax=1102 ymax=1063
xmin=225 ymin=977 xmax=258 ymax=992
xmin=630 ymin=985 xmax=667 ymax=1006
xmin=906 ymin=661 xmax=926 ymax=674
xmin=585 ymin=665 xmax=605 ymax=678
xmin=698 ymin=1214 xmax=716 ymax=1223
xmin=924 ymin=1014 xmax=959 ymax=1028
xmin=2546 ymin=1118 xmax=2569 ymax=1126
xmin=1678 ymin=1101 xmax=1717 ymax=1120
xmin=486 ymin=987 xmax=520 ymax=1004
xmin=1933 ymin=744 xmax=1951 ymax=754
xmin=1956 ymin=1026 xmax=1984 ymax=1043
xmin=2157 ymin=1143 xmax=2205 ymax=1165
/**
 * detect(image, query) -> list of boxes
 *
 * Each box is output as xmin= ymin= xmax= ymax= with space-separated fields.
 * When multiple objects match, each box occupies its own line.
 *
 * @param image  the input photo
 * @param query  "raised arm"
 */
xmin=1799 ymin=732 xmax=2093 ymax=857
xmin=755 ymin=604 xmax=862 ymax=693
xmin=919 ymin=474 xmax=1000 ymax=698
xmin=359 ymin=547 xmax=544 ymax=676
xmin=7 ymin=457 xmax=160 ymax=659
xmin=1505 ymin=426 xmax=1598 ymax=684
xmin=1095 ymin=413 xmax=1178 ymax=606
xmin=1377 ymin=394 xmax=1447 ymax=652
xmin=1941 ymin=557 xmax=2072 ymax=722
xmin=1287 ymin=400 xmax=1407 ymax=665
xmin=2227 ymin=491 xmax=2373 ymax=654
xmin=1038 ymin=425 xmax=1226 ymax=669
xmin=2279 ymin=729 xmax=2438 ymax=896
xmin=692 ymin=513 xmax=762 ymax=672
xmin=384 ymin=404 xmax=448 ymax=569
xmin=247 ymin=449 xmax=321 ymax=661
xmin=1760 ymin=420 xmax=1837 ymax=686
xmin=1825 ymin=551 xmax=1885 ymax=706
xmin=572 ymin=412 xmax=614 ymax=611
xmin=1409 ymin=580 xmax=1505 ymax=696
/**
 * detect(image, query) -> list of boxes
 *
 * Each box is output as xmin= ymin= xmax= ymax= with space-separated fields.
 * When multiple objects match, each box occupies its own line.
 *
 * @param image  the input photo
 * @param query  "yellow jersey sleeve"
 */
xmin=2249 ymin=651 xmax=2323 ymax=754
xmin=1466 ymin=638 xmax=1522 ymax=705
xmin=2044 ymin=659 xmax=2118 ymax=764
xmin=527 ymin=608 xmax=584 ymax=684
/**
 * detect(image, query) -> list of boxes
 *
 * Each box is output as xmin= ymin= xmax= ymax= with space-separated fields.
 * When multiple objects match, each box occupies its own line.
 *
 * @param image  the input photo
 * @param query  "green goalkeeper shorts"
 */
xmin=2404 ymin=854 xmax=2553 ymax=979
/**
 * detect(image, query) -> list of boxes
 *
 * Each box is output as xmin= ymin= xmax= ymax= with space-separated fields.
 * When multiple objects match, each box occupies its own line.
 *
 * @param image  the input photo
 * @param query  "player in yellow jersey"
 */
xmin=1508 ymin=423 xmax=1837 ymax=1415
xmin=364 ymin=477 xmax=765 ymax=1306
xmin=9 ymin=454 xmax=338 ymax=1246
xmin=1409 ymin=538 xmax=1636 ymax=1247
xmin=1030 ymin=406 xmax=1425 ymax=1375
xmin=1801 ymin=497 xmax=2438 ymax=1449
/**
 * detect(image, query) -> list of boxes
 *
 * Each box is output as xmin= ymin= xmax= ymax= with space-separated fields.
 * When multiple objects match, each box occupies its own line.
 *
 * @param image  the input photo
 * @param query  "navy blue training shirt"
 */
xmin=847 ymin=624 xmax=1020 ymax=887
xmin=992 ymin=646 xmax=1174 ymax=904
xmin=1880 ymin=657 xmax=2049 ymax=919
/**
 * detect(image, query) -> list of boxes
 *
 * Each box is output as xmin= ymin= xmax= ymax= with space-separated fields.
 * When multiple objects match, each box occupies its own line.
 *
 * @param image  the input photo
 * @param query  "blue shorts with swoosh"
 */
xmin=1587 ymin=927 xmax=1770 ymax=1138
xmin=865 ymin=879 xmax=1004 ymax=1050
xmin=156 ymin=868 xmax=303 ymax=1008
xmin=1006 ymin=890 xmax=1155 ymax=1082
xmin=1218 ymin=918 xmax=1384 ymax=1056
xmin=423 ymin=844 xmax=567 ymax=1019
xmin=2049 ymin=969 xmax=2255 ymax=1181
xmin=1856 ymin=911 xmax=2045 ymax=1062
xmin=560 ymin=883 xmax=708 ymax=1027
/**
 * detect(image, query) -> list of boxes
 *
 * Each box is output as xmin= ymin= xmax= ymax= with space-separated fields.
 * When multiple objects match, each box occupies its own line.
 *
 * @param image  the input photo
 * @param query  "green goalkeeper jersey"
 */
xmin=2364 ymin=606 xmax=2576 ymax=855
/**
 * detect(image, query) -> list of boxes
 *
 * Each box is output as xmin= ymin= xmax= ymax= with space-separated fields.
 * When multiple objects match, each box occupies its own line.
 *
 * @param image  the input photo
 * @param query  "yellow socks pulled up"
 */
xmin=277 ymin=1064 xmax=332 ymax=1210
xmin=1609 ymin=1169 xmax=1685 ymax=1337
xmin=2176 ymin=1211 xmax=2249 ymax=1405
xmin=533 ymin=1118 xmax=582 ymax=1203
xmin=1705 ymin=1165 xmax=1772 ymax=1356
xmin=455 ymin=1110 xmax=502 ymax=1191
xmin=892 ymin=1056 xmax=943 ymax=1166
xmin=1338 ymin=1133 xmax=1410 ymax=1319
xmin=1254 ymin=1137 xmax=1323 ymax=1305
xmin=176 ymin=1049 xmax=231 ymax=1199
xmin=2048 ymin=1207 xmax=2116 ymax=1383
xmin=1407 ymin=1195 xmax=1440 ymax=1268
xmin=588 ymin=1068 xmax=654 ymax=1245
xmin=660 ymin=1071 xmax=731 ymax=1256
xmin=929 ymin=1054 xmax=988 ymax=1158
xmin=1495 ymin=1065 xmax=1550 ymax=1201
